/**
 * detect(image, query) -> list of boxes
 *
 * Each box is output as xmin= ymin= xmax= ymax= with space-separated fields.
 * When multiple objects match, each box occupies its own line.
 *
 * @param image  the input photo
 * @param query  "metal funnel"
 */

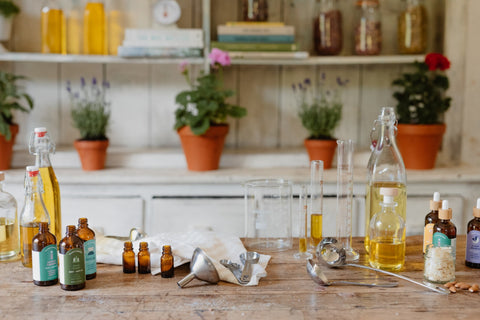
xmin=177 ymin=248 xmax=220 ymax=288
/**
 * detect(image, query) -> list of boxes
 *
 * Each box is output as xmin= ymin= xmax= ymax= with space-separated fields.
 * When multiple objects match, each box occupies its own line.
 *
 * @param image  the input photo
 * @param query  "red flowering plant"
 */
xmin=392 ymin=52 xmax=451 ymax=124
xmin=174 ymin=49 xmax=247 ymax=136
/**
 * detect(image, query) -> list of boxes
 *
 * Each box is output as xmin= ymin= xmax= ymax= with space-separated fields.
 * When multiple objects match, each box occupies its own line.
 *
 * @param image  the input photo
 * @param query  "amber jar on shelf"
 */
xmin=397 ymin=0 xmax=427 ymax=54
xmin=242 ymin=0 xmax=268 ymax=22
xmin=313 ymin=0 xmax=343 ymax=55
xmin=354 ymin=0 xmax=382 ymax=55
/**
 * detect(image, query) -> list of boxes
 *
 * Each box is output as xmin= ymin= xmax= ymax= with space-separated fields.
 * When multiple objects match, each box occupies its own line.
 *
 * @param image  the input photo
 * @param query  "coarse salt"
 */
xmin=424 ymin=246 xmax=455 ymax=283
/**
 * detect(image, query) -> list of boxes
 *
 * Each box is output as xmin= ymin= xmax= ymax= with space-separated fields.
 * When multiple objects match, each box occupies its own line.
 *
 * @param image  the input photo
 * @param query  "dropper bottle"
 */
xmin=432 ymin=200 xmax=457 ymax=259
xmin=424 ymin=192 xmax=441 ymax=253
xmin=465 ymin=198 xmax=480 ymax=268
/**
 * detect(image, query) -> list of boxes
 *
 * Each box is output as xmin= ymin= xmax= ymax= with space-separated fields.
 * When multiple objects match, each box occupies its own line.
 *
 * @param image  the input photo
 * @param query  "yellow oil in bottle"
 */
xmin=299 ymin=238 xmax=307 ymax=253
xmin=108 ymin=10 xmax=124 ymax=55
xmin=20 ymin=223 xmax=39 ymax=268
xmin=41 ymin=8 xmax=66 ymax=54
xmin=365 ymin=182 xmax=406 ymax=252
xmin=310 ymin=213 xmax=323 ymax=248
xmin=39 ymin=167 xmax=61 ymax=243
xmin=67 ymin=8 xmax=82 ymax=54
xmin=0 ymin=217 xmax=18 ymax=260
xmin=84 ymin=2 xmax=107 ymax=55
xmin=368 ymin=238 xmax=406 ymax=271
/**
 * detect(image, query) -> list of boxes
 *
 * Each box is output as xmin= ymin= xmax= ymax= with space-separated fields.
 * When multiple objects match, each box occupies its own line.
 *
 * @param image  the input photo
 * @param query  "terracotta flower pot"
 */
xmin=397 ymin=123 xmax=446 ymax=170
xmin=0 ymin=124 xmax=19 ymax=170
xmin=304 ymin=138 xmax=337 ymax=169
xmin=178 ymin=125 xmax=229 ymax=171
xmin=74 ymin=139 xmax=109 ymax=171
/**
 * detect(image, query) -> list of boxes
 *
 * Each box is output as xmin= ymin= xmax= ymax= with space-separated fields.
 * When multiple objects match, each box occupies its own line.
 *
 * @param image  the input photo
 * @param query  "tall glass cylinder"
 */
xmin=83 ymin=1 xmax=107 ymax=55
xmin=41 ymin=0 xmax=66 ymax=54
xmin=336 ymin=140 xmax=359 ymax=261
xmin=294 ymin=185 xmax=312 ymax=259
xmin=309 ymin=160 xmax=324 ymax=250
xmin=107 ymin=0 xmax=125 ymax=56
xmin=66 ymin=0 xmax=83 ymax=54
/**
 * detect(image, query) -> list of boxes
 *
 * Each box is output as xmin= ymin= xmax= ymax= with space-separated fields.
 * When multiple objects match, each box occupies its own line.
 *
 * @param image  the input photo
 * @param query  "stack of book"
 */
xmin=117 ymin=28 xmax=204 ymax=58
xmin=212 ymin=22 xmax=308 ymax=59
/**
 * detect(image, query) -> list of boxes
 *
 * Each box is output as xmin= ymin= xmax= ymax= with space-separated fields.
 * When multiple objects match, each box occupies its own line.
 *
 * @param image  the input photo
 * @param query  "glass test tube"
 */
xmin=309 ymin=160 xmax=324 ymax=250
xmin=336 ymin=140 xmax=359 ymax=261
xmin=293 ymin=185 xmax=312 ymax=259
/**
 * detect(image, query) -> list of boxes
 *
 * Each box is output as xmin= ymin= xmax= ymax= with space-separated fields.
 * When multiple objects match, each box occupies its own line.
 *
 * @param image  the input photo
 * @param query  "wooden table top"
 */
xmin=1 ymin=235 xmax=479 ymax=319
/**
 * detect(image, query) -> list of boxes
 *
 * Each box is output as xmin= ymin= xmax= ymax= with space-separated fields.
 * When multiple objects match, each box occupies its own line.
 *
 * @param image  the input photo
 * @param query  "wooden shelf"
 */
xmin=0 ymin=52 xmax=424 ymax=66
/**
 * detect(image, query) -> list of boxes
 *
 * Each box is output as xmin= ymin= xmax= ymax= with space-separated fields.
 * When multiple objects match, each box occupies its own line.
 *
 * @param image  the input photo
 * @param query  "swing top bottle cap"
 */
xmin=473 ymin=198 xmax=480 ymax=218
xmin=439 ymin=199 xmax=452 ymax=220
xmin=34 ymin=127 xmax=47 ymax=137
xmin=430 ymin=192 xmax=442 ymax=210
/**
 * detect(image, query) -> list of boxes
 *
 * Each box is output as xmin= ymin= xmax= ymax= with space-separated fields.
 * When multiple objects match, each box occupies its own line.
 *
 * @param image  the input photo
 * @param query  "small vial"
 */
xmin=161 ymin=245 xmax=174 ymax=278
xmin=424 ymin=192 xmax=441 ymax=253
xmin=122 ymin=241 xmax=135 ymax=274
xmin=137 ymin=242 xmax=151 ymax=274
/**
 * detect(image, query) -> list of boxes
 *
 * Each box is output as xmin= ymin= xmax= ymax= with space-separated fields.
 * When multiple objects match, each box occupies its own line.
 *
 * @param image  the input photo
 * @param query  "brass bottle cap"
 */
xmin=439 ymin=208 xmax=452 ymax=220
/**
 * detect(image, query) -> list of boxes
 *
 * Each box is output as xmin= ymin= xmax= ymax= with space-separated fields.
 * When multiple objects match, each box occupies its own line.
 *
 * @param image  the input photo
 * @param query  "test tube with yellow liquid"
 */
xmin=293 ymin=185 xmax=312 ymax=259
xmin=309 ymin=160 xmax=324 ymax=250
xmin=84 ymin=1 xmax=107 ymax=55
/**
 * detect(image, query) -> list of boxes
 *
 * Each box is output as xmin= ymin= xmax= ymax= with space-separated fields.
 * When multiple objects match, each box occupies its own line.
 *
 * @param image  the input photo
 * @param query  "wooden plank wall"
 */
xmin=4 ymin=0 xmax=456 ymax=165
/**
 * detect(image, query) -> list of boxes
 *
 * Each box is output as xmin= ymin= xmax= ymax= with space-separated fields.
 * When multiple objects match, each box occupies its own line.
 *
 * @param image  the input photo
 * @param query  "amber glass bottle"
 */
xmin=432 ymin=200 xmax=457 ymax=259
xmin=137 ymin=242 xmax=151 ymax=274
xmin=59 ymin=225 xmax=85 ymax=291
xmin=32 ymin=222 xmax=58 ymax=286
xmin=424 ymin=192 xmax=441 ymax=253
xmin=466 ymin=198 xmax=480 ymax=268
xmin=161 ymin=245 xmax=174 ymax=278
xmin=76 ymin=218 xmax=96 ymax=279
xmin=122 ymin=241 xmax=135 ymax=273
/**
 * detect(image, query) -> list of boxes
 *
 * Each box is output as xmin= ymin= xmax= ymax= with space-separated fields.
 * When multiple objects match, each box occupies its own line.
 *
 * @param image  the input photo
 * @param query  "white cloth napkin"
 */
xmin=95 ymin=230 xmax=271 ymax=286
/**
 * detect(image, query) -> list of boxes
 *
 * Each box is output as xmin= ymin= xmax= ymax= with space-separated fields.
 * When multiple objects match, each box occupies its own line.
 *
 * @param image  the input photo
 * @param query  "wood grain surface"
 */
xmin=0 ymin=235 xmax=479 ymax=319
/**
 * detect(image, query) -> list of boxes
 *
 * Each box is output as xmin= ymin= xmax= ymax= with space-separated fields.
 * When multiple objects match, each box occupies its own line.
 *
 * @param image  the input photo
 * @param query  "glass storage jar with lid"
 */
xmin=313 ymin=0 xmax=343 ymax=55
xmin=354 ymin=0 xmax=382 ymax=55
xmin=397 ymin=0 xmax=427 ymax=54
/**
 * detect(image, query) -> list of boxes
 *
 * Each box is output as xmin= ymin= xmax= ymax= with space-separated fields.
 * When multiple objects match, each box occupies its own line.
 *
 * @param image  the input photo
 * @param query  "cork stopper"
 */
xmin=473 ymin=198 xmax=480 ymax=218
xmin=430 ymin=192 xmax=442 ymax=210
xmin=438 ymin=200 xmax=452 ymax=220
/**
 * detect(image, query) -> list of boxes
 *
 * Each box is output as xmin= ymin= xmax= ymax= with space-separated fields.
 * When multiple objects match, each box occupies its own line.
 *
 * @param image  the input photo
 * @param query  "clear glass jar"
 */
xmin=397 ymin=0 xmax=427 ymax=54
xmin=313 ymin=0 xmax=343 ymax=55
xmin=242 ymin=0 xmax=268 ymax=22
xmin=0 ymin=172 xmax=19 ymax=261
xmin=424 ymin=244 xmax=455 ymax=284
xmin=354 ymin=0 xmax=381 ymax=55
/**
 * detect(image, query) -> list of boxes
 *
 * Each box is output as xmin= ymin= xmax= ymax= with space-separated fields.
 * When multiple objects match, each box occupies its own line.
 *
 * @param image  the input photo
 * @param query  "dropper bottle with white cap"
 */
xmin=368 ymin=187 xmax=406 ymax=271
xmin=424 ymin=192 xmax=441 ymax=253
xmin=465 ymin=198 xmax=480 ymax=268
xmin=432 ymin=200 xmax=457 ymax=258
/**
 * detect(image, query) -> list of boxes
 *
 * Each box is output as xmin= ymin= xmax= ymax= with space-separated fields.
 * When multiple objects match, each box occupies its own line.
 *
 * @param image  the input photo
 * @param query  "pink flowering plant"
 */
xmin=174 ymin=49 xmax=246 ymax=135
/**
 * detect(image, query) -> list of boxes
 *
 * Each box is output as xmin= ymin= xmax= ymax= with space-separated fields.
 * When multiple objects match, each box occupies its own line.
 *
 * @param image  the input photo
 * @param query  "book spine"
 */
xmin=225 ymin=21 xmax=285 ymax=27
xmin=117 ymin=46 xmax=202 ymax=58
xmin=228 ymin=51 xmax=309 ymax=59
xmin=211 ymin=41 xmax=298 ymax=52
xmin=122 ymin=40 xmax=203 ymax=49
xmin=217 ymin=25 xmax=294 ymax=36
xmin=124 ymin=28 xmax=203 ymax=44
xmin=217 ymin=34 xmax=294 ymax=43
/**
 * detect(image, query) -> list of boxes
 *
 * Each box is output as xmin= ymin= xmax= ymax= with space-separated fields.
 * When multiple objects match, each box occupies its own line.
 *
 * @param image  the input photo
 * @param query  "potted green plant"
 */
xmin=67 ymin=77 xmax=110 ymax=171
xmin=175 ymin=49 xmax=247 ymax=171
xmin=392 ymin=52 xmax=451 ymax=169
xmin=0 ymin=71 xmax=34 ymax=170
xmin=292 ymin=76 xmax=346 ymax=169
xmin=0 ymin=0 xmax=20 ymax=52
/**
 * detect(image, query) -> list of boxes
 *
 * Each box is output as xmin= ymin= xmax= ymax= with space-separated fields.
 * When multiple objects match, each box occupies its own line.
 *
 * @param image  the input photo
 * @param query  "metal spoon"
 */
xmin=239 ymin=251 xmax=260 ymax=284
xmin=317 ymin=241 xmax=450 ymax=295
xmin=307 ymin=259 xmax=398 ymax=287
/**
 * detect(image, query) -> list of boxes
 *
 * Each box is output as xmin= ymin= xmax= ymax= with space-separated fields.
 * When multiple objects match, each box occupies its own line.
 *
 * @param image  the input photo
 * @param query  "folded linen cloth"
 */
xmin=96 ymin=230 xmax=271 ymax=286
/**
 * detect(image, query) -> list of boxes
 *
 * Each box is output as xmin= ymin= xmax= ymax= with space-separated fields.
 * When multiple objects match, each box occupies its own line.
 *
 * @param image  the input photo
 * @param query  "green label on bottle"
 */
xmin=84 ymin=239 xmax=96 ymax=275
xmin=59 ymin=248 xmax=85 ymax=285
xmin=32 ymin=244 xmax=58 ymax=281
xmin=433 ymin=232 xmax=451 ymax=247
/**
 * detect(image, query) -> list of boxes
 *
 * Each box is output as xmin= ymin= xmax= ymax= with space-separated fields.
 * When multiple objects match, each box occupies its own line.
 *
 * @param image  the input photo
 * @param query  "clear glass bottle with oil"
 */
xmin=84 ymin=1 xmax=107 ymax=55
xmin=41 ymin=0 xmax=66 ymax=54
xmin=66 ymin=0 xmax=83 ymax=54
xmin=29 ymin=127 xmax=61 ymax=243
xmin=368 ymin=187 xmax=405 ymax=271
xmin=19 ymin=166 xmax=51 ymax=268
xmin=0 ymin=172 xmax=19 ymax=261
xmin=365 ymin=107 xmax=406 ymax=253
xmin=107 ymin=1 xmax=125 ymax=56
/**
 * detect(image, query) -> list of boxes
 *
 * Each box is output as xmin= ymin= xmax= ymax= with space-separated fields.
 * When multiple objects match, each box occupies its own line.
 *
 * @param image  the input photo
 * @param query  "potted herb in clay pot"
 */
xmin=0 ymin=0 xmax=20 ymax=52
xmin=67 ymin=77 xmax=110 ymax=171
xmin=0 ymin=71 xmax=34 ymax=170
xmin=392 ymin=52 xmax=451 ymax=169
xmin=292 ymin=76 xmax=347 ymax=169
xmin=175 ymin=49 xmax=247 ymax=171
